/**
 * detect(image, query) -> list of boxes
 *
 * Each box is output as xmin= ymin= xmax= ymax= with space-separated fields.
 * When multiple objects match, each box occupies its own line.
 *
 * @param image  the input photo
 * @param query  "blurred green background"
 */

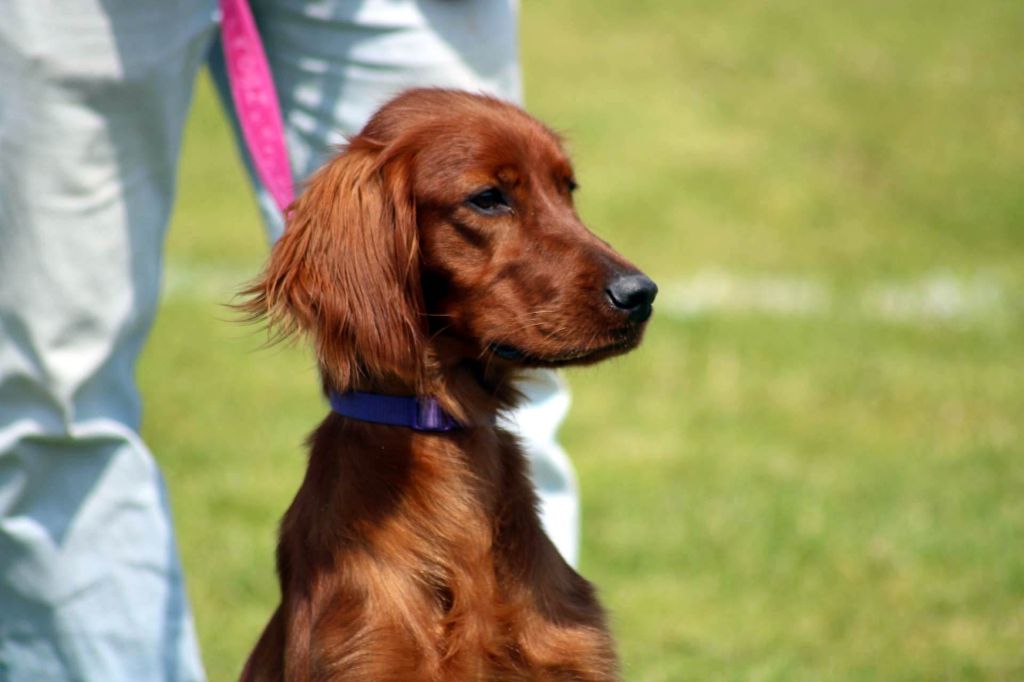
xmin=142 ymin=1 xmax=1024 ymax=679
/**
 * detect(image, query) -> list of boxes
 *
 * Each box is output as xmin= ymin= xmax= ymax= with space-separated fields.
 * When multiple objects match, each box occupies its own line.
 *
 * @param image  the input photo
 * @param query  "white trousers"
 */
xmin=0 ymin=1 xmax=577 ymax=679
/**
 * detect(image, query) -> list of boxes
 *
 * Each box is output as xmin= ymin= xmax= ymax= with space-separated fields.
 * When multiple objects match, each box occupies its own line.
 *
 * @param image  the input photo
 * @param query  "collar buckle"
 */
xmin=412 ymin=397 xmax=459 ymax=432
xmin=329 ymin=390 xmax=464 ymax=432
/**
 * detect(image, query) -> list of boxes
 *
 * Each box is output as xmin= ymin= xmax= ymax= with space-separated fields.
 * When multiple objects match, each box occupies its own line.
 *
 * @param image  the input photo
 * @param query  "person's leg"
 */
xmin=0 ymin=1 xmax=216 ymax=679
xmin=208 ymin=0 xmax=580 ymax=566
xmin=497 ymin=369 xmax=580 ymax=567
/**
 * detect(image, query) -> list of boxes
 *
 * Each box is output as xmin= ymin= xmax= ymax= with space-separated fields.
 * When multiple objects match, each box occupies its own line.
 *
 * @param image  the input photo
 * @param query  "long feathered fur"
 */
xmin=239 ymin=89 xmax=655 ymax=681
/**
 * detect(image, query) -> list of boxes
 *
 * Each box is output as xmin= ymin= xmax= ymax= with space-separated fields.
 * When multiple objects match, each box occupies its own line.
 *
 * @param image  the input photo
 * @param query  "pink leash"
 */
xmin=219 ymin=0 xmax=295 ymax=214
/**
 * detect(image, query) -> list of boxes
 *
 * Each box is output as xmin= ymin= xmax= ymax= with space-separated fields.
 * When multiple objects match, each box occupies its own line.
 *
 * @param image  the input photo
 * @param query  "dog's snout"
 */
xmin=605 ymin=272 xmax=658 ymax=323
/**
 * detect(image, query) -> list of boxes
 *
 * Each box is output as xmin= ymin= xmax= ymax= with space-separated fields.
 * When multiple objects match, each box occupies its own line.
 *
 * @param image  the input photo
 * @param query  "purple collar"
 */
xmin=328 ymin=391 xmax=464 ymax=432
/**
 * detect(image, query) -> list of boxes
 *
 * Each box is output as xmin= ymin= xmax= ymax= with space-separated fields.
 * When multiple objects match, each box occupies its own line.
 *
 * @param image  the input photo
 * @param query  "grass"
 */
xmin=142 ymin=1 xmax=1024 ymax=679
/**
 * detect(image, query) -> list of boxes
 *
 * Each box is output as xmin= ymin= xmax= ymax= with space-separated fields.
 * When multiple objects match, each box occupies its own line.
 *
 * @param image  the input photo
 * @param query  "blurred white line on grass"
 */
xmin=163 ymin=262 xmax=256 ymax=303
xmin=662 ymin=269 xmax=830 ymax=318
xmin=862 ymin=272 xmax=1008 ymax=324
xmin=663 ymin=268 xmax=1017 ymax=326
xmin=164 ymin=261 xmax=1019 ymax=327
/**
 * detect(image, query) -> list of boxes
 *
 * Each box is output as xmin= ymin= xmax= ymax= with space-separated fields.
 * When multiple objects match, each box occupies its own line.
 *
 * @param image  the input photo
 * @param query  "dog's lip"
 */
xmin=488 ymin=334 xmax=640 ymax=366
xmin=490 ymin=343 xmax=529 ymax=361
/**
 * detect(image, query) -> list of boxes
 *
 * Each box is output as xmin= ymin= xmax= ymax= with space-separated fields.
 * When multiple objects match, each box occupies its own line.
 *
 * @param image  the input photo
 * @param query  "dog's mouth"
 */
xmin=488 ymin=330 xmax=642 ymax=367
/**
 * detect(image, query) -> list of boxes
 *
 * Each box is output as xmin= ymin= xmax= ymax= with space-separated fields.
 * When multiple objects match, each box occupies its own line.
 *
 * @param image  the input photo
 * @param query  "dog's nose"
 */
xmin=606 ymin=272 xmax=658 ymax=323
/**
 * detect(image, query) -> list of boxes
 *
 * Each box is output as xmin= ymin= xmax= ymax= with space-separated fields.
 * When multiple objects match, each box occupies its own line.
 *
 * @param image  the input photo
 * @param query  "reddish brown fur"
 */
xmin=239 ymin=89 xmax=654 ymax=681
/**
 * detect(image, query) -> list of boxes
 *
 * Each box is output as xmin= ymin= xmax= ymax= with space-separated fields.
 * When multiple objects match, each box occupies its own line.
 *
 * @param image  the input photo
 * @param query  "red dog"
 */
xmin=240 ymin=89 xmax=656 ymax=681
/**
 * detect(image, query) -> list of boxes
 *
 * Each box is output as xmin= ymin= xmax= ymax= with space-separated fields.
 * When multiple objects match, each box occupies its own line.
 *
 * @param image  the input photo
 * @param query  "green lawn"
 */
xmin=142 ymin=1 xmax=1024 ymax=679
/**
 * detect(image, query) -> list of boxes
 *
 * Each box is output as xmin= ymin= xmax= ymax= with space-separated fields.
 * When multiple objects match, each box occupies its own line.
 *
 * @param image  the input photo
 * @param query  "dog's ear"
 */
xmin=241 ymin=141 xmax=426 ymax=391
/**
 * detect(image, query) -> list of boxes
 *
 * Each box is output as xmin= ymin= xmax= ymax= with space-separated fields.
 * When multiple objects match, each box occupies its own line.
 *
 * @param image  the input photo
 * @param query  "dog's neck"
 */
xmin=307 ymin=358 xmax=517 ymax=566
xmin=330 ymin=352 xmax=524 ymax=430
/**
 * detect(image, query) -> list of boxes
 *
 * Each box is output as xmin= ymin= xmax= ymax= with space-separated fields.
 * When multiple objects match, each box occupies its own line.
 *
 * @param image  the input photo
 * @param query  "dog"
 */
xmin=239 ymin=88 xmax=657 ymax=681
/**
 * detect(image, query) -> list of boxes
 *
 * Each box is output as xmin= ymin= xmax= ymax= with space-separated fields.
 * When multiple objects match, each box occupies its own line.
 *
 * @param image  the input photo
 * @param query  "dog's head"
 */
xmin=244 ymin=89 xmax=656 ymax=395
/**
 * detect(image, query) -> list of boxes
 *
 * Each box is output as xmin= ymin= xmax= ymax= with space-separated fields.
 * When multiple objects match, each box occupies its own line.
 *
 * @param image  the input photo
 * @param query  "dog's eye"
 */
xmin=567 ymin=178 xmax=579 ymax=193
xmin=467 ymin=187 xmax=510 ymax=215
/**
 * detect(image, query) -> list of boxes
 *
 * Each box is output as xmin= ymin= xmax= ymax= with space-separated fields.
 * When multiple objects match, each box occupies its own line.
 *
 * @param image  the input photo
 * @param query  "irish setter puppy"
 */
xmin=239 ymin=89 xmax=657 ymax=681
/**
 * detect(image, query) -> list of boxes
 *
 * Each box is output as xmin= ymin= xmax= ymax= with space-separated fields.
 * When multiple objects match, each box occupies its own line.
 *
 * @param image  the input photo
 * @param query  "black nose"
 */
xmin=606 ymin=272 xmax=658 ymax=323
